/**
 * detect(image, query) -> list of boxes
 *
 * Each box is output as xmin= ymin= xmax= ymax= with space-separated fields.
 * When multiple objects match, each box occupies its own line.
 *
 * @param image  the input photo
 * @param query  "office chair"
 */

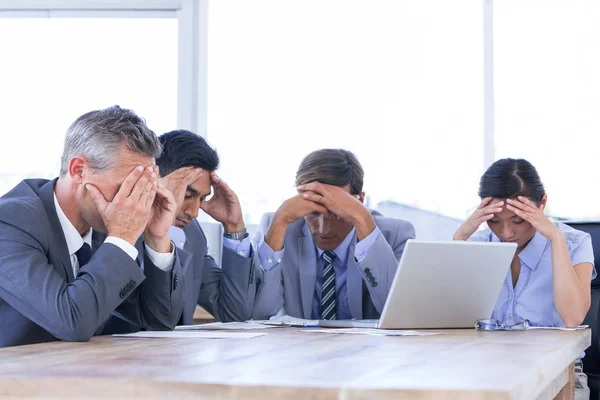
xmin=565 ymin=221 xmax=600 ymax=400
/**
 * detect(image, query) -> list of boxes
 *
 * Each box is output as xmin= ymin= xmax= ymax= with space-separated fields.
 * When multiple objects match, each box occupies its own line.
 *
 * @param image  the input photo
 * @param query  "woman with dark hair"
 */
xmin=454 ymin=158 xmax=595 ymax=399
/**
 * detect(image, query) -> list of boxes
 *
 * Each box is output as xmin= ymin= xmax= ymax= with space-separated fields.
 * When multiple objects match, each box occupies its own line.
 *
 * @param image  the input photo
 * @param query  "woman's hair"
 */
xmin=478 ymin=158 xmax=545 ymax=204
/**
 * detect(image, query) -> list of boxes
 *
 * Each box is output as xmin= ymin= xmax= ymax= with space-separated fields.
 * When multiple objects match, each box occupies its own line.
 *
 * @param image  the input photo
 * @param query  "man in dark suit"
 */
xmin=156 ymin=130 xmax=255 ymax=323
xmin=251 ymin=149 xmax=415 ymax=320
xmin=0 ymin=106 xmax=188 ymax=348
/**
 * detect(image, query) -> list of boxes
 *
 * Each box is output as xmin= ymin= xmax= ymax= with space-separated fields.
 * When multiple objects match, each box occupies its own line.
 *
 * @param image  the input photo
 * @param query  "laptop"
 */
xmin=319 ymin=240 xmax=517 ymax=329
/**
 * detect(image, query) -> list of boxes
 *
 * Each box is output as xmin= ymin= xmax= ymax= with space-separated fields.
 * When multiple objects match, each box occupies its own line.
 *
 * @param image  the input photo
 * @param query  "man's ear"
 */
xmin=68 ymin=156 xmax=88 ymax=184
xmin=539 ymin=194 xmax=548 ymax=211
xmin=358 ymin=191 xmax=366 ymax=204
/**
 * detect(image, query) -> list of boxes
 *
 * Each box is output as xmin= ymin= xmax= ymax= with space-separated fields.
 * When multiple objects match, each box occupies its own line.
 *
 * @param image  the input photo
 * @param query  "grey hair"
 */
xmin=59 ymin=105 xmax=162 ymax=176
xmin=295 ymin=149 xmax=364 ymax=195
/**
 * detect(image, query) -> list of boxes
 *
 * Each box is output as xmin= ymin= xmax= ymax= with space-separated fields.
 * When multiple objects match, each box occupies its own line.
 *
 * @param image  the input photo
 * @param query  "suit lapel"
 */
xmin=347 ymin=233 xmax=364 ymax=319
xmin=135 ymin=236 xmax=144 ymax=267
xmin=298 ymin=223 xmax=318 ymax=319
xmin=181 ymin=222 xmax=201 ymax=323
xmin=181 ymin=222 xmax=200 ymax=276
xmin=91 ymin=231 xmax=105 ymax=255
xmin=39 ymin=179 xmax=75 ymax=282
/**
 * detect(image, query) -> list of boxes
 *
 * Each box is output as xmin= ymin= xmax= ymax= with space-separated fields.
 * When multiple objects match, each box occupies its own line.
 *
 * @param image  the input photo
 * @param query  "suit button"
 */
xmin=173 ymin=274 xmax=179 ymax=290
xmin=364 ymin=268 xmax=371 ymax=274
xmin=119 ymin=280 xmax=136 ymax=298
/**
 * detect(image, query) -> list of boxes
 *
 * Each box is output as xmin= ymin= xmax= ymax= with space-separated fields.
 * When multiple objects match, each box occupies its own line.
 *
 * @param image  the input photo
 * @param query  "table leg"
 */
xmin=554 ymin=362 xmax=575 ymax=400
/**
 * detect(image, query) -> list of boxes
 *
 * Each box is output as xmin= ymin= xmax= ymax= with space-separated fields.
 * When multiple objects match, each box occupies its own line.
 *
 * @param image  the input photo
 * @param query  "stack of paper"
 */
xmin=113 ymin=331 xmax=266 ymax=339
xmin=176 ymin=322 xmax=278 ymax=330
xmin=303 ymin=328 xmax=442 ymax=336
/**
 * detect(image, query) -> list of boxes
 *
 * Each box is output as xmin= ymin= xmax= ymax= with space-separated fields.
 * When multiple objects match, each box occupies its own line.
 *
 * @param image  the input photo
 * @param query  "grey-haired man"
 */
xmin=0 ymin=105 xmax=188 ymax=347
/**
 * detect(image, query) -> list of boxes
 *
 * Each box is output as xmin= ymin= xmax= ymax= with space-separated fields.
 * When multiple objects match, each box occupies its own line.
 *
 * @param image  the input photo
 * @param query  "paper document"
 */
xmin=113 ymin=331 xmax=267 ymax=339
xmin=528 ymin=325 xmax=588 ymax=331
xmin=176 ymin=322 xmax=279 ymax=330
xmin=263 ymin=315 xmax=319 ymax=327
xmin=303 ymin=328 xmax=442 ymax=336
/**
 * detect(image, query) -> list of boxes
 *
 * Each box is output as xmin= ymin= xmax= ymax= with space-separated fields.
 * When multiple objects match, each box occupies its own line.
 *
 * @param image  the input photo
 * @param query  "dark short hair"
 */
xmin=156 ymin=130 xmax=219 ymax=176
xmin=295 ymin=149 xmax=363 ymax=195
xmin=479 ymin=158 xmax=545 ymax=204
xmin=59 ymin=105 xmax=161 ymax=176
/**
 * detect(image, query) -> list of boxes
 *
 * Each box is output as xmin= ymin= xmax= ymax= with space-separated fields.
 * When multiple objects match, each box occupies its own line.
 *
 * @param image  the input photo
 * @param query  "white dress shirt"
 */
xmin=53 ymin=193 xmax=175 ymax=276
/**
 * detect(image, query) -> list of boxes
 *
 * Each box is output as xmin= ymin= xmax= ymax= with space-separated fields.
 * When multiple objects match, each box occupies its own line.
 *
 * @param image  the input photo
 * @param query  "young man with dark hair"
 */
xmin=251 ymin=149 xmax=415 ymax=321
xmin=156 ymin=130 xmax=255 ymax=323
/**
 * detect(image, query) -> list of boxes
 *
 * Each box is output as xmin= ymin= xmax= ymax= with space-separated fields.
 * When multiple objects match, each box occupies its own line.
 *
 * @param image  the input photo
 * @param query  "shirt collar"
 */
xmin=517 ymin=231 xmax=548 ymax=270
xmin=53 ymin=192 xmax=92 ymax=257
xmin=169 ymin=226 xmax=187 ymax=249
xmin=316 ymin=227 xmax=356 ymax=265
xmin=491 ymin=230 xmax=547 ymax=270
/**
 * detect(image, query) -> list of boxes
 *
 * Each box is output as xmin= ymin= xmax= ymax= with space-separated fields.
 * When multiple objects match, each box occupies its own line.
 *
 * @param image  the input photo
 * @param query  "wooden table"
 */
xmin=0 ymin=328 xmax=590 ymax=399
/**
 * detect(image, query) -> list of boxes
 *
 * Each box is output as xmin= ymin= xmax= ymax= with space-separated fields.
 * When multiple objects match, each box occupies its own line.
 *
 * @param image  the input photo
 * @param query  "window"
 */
xmin=208 ymin=1 xmax=483 ymax=239
xmin=0 ymin=18 xmax=178 ymax=194
xmin=495 ymin=0 xmax=600 ymax=219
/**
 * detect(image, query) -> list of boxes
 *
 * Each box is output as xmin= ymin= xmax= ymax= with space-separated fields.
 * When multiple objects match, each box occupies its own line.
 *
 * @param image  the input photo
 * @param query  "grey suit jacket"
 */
xmin=181 ymin=219 xmax=257 ymax=323
xmin=0 ymin=179 xmax=189 ymax=348
xmin=251 ymin=211 xmax=415 ymax=320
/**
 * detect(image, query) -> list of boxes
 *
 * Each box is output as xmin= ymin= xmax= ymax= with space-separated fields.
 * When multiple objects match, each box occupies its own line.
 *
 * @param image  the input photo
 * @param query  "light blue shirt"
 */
xmin=259 ymin=226 xmax=381 ymax=319
xmin=470 ymin=222 xmax=596 ymax=327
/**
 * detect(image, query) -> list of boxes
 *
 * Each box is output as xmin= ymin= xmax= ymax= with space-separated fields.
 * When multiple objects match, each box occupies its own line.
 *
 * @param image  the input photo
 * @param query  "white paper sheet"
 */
xmin=528 ymin=325 xmax=588 ymax=331
xmin=264 ymin=315 xmax=320 ymax=327
xmin=302 ymin=328 xmax=442 ymax=336
xmin=175 ymin=322 xmax=279 ymax=330
xmin=113 ymin=331 xmax=267 ymax=339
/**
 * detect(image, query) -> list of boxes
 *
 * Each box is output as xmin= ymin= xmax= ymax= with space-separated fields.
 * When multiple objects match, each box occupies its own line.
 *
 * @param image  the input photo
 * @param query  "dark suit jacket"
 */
xmin=183 ymin=219 xmax=256 ymax=323
xmin=0 ymin=179 xmax=189 ymax=348
xmin=103 ymin=219 xmax=257 ymax=333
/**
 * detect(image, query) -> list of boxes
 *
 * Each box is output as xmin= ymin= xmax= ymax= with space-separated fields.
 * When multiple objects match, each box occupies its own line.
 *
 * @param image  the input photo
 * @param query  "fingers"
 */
xmin=167 ymin=166 xmax=202 ymax=181
xmin=199 ymin=200 xmax=210 ymax=213
xmin=478 ymin=197 xmax=494 ymax=209
xmin=151 ymin=185 xmax=169 ymax=209
xmin=473 ymin=201 xmax=503 ymax=220
xmin=210 ymin=172 xmax=230 ymax=191
xmin=511 ymin=196 xmax=538 ymax=212
xmin=85 ymin=184 xmax=108 ymax=210
xmin=308 ymin=202 xmax=330 ymax=218
xmin=138 ymin=170 xmax=157 ymax=203
xmin=145 ymin=180 xmax=158 ymax=209
xmin=481 ymin=201 xmax=504 ymax=215
xmin=476 ymin=214 xmax=496 ymax=224
xmin=117 ymin=166 xmax=145 ymax=199
xmin=301 ymin=190 xmax=326 ymax=206
xmin=297 ymin=182 xmax=326 ymax=196
xmin=183 ymin=168 xmax=203 ymax=185
xmin=505 ymin=203 xmax=528 ymax=219
xmin=506 ymin=198 xmax=536 ymax=215
xmin=211 ymin=172 xmax=239 ymax=202
xmin=300 ymin=192 xmax=334 ymax=219
xmin=130 ymin=167 xmax=155 ymax=203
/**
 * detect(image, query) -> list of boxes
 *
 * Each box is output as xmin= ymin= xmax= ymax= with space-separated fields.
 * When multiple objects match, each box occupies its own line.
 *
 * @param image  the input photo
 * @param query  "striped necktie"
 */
xmin=321 ymin=250 xmax=337 ymax=320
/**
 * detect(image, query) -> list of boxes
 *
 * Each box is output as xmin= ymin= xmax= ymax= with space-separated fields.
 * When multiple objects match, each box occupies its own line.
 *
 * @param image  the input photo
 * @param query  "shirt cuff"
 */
xmin=258 ymin=238 xmax=285 ymax=272
xmin=354 ymin=226 xmax=381 ymax=262
xmin=144 ymin=242 xmax=176 ymax=272
xmin=105 ymin=236 xmax=139 ymax=261
xmin=223 ymin=234 xmax=252 ymax=258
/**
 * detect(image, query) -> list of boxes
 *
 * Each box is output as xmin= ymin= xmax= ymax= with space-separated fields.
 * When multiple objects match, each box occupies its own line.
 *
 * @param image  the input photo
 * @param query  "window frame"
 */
xmin=0 ymin=0 xmax=208 ymax=137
